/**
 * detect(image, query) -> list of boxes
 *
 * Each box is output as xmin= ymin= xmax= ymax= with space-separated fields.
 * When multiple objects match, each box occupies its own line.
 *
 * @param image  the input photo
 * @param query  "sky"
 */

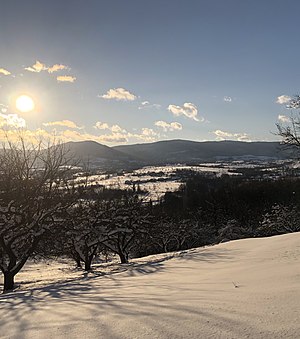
xmin=0 ymin=0 xmax=299 ymax=145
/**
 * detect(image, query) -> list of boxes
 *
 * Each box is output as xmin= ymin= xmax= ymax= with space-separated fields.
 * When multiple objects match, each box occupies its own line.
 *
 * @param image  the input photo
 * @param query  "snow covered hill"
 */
xmin=1 ymin=233 xmax=300 ymax=338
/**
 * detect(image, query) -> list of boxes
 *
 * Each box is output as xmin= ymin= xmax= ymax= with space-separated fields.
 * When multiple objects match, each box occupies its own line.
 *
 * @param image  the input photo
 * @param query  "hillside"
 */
xmin=64 ymin=140 xmax=132 ymax=160
xmin=114 ymin=140 xmax=288 ymax=164
xmin=1 ymin=232 xmax=299 ymax=338
xmin=63 ymin=140 xmax=138 ymax=168
xmin=61 ymin=140 xmax=290 ymax=169
xmin=0 ymin=139 xmax=291 ymax=170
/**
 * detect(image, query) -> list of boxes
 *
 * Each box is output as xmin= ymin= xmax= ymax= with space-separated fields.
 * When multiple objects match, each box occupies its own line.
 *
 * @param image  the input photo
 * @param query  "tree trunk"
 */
xmin=118 ymin=251 xmax=129 ymax=264
xmin=84 ymin=260 xmax=91 ymax=271
xmin=84 ymin=251 xmax=92 ymax=271
xmin=72 ymin=252 xmax=82 ymax=268
xmin=75 ymin=258 xmax=82 ymax=268
xmin=83 ymin=245 xmax=98 ymax=271
xmin=3 ymin=271 xmax=15 ymax=293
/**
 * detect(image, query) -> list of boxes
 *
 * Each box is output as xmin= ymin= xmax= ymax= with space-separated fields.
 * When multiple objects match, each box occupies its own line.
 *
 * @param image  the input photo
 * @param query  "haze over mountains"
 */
xmin=64 ymin=140 xmax=290 ymax=169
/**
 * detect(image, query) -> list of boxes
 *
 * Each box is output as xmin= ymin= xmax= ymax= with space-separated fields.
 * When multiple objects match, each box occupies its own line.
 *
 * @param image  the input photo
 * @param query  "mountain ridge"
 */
xmin=113 ymin=139 xmax=288 ymax=163
xmin=62 ymin=139 xmax=291 ymax=168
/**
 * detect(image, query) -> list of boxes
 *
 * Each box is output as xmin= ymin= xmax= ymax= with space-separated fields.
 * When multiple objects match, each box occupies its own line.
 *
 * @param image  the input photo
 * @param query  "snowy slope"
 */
xmin=0 ymin=233 xmax=300 ymax=339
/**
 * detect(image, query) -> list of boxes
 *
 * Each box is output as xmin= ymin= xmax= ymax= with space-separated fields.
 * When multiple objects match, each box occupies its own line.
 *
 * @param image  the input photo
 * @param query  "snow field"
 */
xmin=0 ymin=232 xmax=299 ymax=338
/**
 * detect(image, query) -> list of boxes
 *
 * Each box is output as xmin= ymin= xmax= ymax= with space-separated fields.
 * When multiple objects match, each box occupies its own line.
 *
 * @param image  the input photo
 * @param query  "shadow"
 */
xmin=175 ymin=247 xmax=238 ymax=263
xmin=0 ymin=254 xmax=171 ymax=300
xmin=0 ymin=256 xmax=169 ymax=339
xmin=0 ymin=246 xmax=292 ymax=339
xmin=0 ymin=247 xmax=235 ymax=300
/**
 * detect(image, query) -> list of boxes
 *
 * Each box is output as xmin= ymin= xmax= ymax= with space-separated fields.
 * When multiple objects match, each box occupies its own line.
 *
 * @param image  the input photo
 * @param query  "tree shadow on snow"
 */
xmin=0 ymin=245 xmax=268 ymax=339
xmin=176 ymin=246 xmax=239 ymax=263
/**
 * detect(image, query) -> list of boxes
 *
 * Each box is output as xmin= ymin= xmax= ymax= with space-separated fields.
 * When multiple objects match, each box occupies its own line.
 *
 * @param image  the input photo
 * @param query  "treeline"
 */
xmin=162 ymin=174 xmax=300 ymax=240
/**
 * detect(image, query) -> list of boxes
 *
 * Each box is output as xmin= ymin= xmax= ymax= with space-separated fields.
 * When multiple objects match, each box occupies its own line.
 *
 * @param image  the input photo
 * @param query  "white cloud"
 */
xmin=43 ymin=120 xmax=82 ymax=129
xmin=0 ymin=113 xmax=26 ymax=128
xmin=0 ymin=104 xmax=8 ymax=113
xmin=0 ymin=127 xmax=128 ymax=145
xmin=276 ymin=95 xmax=291 ymax=104
xmin=0 ymin=68 xmax=11 ymax=76
xmin=94 ymin=126 xmax=158 ymax=144
xmin=94 ymin=122 xmax=110 ymax=130
xmin=111 ymin=125 xmax=124 ymax=133
xmin=0 ymin=124 xmax=161 ymax=145
xmin=213 ymin=129 xmax=251 ymax=141
xmin=168 ymin=102 xmax=202 ymax=121
xmin=138 ymin=101 xmax=161 ymax=110
xmin=155 ymin=120 xmax=182 ymax=132
xmin=25 ymin=60 xmax=48 ymax=73
xmin=141 ymin=128 xmax=157 ymax=137
xmin=214 ymin=130 xmax=232 ymax=138
xmin=98 ymin=133 xmax=128 ymax=143
xmin=57 ymin=75 xmax=76 ymax=83
xmin=48 ymin=64 xmax=68 ymax=73
xmin=25 ymin=61 xmax=69 ymax=75
xmin=223 ymin=96 xmax=232 ymax=102
xmin=92 ymin=126 xmax=160 ymax=143
xmin=278 ymin=114 xmax=290 ymax=123
xmin=101 ymin=88 xmax=136 ymax=101
xmin=61 ymin=129 xmax=128 ymax=144
xmin=126 ymin=130 xmax=158 ymax=142
xmin=0 ymin=129 xmax=47 ymax=144
xmin=94 ymin=121 xmax=126 ymax=133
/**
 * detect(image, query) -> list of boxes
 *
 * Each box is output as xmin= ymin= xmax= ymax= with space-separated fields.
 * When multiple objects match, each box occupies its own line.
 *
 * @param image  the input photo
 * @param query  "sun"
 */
xmin=16 ymin=95 xmax=35 ymax=113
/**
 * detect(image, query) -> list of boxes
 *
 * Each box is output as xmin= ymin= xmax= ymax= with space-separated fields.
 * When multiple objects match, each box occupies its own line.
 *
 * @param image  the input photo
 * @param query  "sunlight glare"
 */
xmin=16 ymin=95 xmax=35 ymax=113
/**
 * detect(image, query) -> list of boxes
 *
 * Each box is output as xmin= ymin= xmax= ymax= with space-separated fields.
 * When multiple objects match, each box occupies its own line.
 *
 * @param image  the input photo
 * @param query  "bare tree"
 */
xmin=0 ymin=136 xmax=74 ymax=292
xmin=276 ymin=95 xmax=300 ymax=149
xmin=259 ymin=204 xmax=300 ymax=236
xmin=99 ymin=196 xmax=151 ymax=264
xmin=146 ymin=216 xmax=199 ymax=253
xmin=62 ymin=200 xmax=106 ymax=271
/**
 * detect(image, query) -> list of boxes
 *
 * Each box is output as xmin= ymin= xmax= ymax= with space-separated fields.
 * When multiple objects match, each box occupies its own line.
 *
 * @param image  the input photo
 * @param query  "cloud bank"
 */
xmin=213 ymin=129 xmax=251 ymax=141
xmin=0 ymin=113 xmax=26 ymax=128
xmin=43 ymin=120 xmax=82 ymax=129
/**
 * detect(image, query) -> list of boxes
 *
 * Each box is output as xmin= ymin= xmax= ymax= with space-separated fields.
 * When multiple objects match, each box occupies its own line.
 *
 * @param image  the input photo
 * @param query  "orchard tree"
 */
xmin=62 ymin=200 xmax=107 ymax=271
xmin=0 ymin=136 xmax=74 ymax=292
xmin=146 ymin=216 xmax=199 ymax=253
xmin=100 ymin=196 xmax=151 ymax=264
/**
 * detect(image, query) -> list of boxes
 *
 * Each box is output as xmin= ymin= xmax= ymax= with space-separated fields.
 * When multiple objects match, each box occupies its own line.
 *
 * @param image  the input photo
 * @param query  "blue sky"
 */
xmin=0 ymin=0 xmax=299 ymax=145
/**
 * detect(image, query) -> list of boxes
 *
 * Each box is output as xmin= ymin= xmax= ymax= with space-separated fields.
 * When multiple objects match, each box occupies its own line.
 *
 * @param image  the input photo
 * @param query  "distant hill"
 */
xmin=114 ymin=139 xmax=289 ymax=164
xmin=60 ymin=139 xmax=291 ymax=169
xmin=63 ymin=141 xmax=138 ymax=167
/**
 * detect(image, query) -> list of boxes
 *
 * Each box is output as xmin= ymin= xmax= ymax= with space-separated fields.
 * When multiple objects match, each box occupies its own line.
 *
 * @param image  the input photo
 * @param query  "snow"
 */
xmin=1 ymin=232 xmax=300 ymax=338
xmin=73 ymin=164 xmax=238 ymax=201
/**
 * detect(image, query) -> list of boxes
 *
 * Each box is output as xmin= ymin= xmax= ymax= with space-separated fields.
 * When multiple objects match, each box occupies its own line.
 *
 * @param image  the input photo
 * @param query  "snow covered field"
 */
xmin=73 ymin=164 xmax=238 ymax=201
xmin=0 ymin=232 xmax=300 ymax=338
